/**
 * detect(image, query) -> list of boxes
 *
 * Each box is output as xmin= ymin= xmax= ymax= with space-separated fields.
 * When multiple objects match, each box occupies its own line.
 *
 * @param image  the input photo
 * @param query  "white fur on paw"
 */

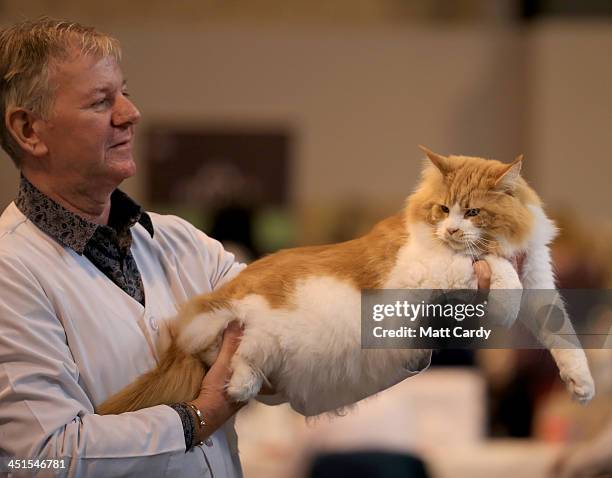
xmin=486 ymin=255 xmax=522 ymax=290
xmin=226 ymin=362 xmax=263 ymax=402
xmin=561 ymin=370 xmax=596 ymax=404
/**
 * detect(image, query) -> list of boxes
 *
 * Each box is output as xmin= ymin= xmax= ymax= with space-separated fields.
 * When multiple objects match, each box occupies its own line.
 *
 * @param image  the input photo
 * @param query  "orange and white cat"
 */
xmin=99 ymin=147 xmax=595 ymax=417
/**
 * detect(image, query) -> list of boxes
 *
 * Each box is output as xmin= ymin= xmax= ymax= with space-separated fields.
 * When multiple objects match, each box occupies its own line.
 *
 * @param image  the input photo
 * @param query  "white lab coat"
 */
xmin=0 ymin=202 xmax=245 ymax=477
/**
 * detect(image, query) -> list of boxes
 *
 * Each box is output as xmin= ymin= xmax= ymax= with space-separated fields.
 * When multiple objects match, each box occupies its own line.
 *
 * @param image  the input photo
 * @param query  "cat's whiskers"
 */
xmin=470 ymin=236 xmax=495 ymax=245
xmin=466 ymin=235 xmax=496 ymax=254
xmin=471 ymin=238 xmax=490 ymax=249
xmin=465 ymin=238 xmax=490 ymax=262
xmin=474 ymin=240 xmax=492 ymax=254
xmin=463 ymin=233 xmax=490 ymax=242
xmin=463 ymin=238 xmax=478 ymax=263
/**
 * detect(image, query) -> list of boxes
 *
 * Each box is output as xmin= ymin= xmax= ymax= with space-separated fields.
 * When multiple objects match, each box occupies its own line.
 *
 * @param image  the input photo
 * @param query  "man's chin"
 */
xmin=103 ymin=158 xmax=137 ymax=187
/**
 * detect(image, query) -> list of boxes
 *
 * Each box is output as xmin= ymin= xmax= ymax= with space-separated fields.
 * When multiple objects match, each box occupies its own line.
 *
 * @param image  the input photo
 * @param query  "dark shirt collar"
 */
xmin=15 ymin=175 xmax=154 ymax=255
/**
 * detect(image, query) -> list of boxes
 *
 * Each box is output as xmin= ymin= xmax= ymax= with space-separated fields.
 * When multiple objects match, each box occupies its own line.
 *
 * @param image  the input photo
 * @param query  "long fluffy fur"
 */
xmin=97 ymin=148 xmax=595 ymax=417
xmin=98 ymin=343 xmax=205 ymax=414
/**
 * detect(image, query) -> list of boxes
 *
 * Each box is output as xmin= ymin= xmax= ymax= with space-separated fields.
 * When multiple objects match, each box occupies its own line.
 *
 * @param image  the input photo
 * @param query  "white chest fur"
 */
xmin=385 ymin=222 xmax=479 ymax=290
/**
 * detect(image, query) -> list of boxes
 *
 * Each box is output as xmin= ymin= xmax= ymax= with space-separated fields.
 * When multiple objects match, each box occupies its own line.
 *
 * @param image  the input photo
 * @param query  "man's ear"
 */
xmin=5 ymin=107 xmax=48 ymax=157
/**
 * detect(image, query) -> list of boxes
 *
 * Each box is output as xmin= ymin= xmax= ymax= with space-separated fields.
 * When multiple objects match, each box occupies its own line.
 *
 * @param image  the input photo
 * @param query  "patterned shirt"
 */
xmin=15 ymin=175 xmax=154 ymax=306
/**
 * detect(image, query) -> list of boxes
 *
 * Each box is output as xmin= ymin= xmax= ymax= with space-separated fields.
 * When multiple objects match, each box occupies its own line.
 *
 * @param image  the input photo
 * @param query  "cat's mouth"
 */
xmin=444 ymin=237 xmax=466 ymax=251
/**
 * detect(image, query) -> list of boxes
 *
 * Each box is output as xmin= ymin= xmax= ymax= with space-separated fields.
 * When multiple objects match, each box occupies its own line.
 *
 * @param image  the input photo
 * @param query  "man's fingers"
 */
xmin=202 ymin=321 xmax=243 ymax=385
xmin=259 ymin=383 xmax=276 ymax=395
xmin=512 ymin=252 xmax=526 ymax=276
xmin=216 ymin=320 xmax=244 ymax=364
xmin=474 ymin=260 xmax=492 ymax=289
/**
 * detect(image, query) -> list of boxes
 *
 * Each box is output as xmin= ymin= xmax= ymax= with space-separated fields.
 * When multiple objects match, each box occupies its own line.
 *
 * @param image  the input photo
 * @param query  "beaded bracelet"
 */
xmin=169 ymin=403 xmax=195 ymax=451
xmin=185 ymin=402 xmax=207 ymax=446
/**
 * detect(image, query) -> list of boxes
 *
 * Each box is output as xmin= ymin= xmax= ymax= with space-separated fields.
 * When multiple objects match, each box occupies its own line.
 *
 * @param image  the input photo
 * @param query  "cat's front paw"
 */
xmin=560 ymin=367 xmax=596 ymax=404
xmin=484 ymin=254 xmax=522 ymax=290
xmin=481 ymin=255 xmax=523 ymax=327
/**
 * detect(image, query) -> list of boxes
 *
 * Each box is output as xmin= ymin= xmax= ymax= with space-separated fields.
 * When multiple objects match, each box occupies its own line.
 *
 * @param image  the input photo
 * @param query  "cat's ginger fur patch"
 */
xmin=98 ymin=148 xmax=595 ymax=416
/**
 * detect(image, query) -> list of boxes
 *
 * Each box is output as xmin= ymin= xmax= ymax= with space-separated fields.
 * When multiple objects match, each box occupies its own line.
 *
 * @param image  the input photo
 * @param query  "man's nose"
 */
xmin=112 ymin=94 xmax=141 ymax=126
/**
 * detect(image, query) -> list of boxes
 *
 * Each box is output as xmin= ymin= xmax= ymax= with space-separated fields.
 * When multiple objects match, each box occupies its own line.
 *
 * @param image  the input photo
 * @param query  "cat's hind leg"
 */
xmin=226 ymin=326 xmax=275 ymax=401
xmin=224 ymin=295 xmax=282 ymax=402
xmin=175 ymin=302 xmax=236 ymax=359
xmin=226 ymin=356 xmax=264 ymax=402
xmin=225 ymin=317 xmax=278 ymax=402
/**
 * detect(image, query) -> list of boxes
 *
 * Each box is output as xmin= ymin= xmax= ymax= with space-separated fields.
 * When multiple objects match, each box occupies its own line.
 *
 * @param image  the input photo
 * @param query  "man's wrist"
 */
xmin=170 ymin=401 xmax=214 ymax=450
xmin=187 ymin=400 xmax=218 ymax=447
xmin=169 ymin=403 xmax=196 ymax=451
xmin=185 ymin=402 xmax=207 ymax=444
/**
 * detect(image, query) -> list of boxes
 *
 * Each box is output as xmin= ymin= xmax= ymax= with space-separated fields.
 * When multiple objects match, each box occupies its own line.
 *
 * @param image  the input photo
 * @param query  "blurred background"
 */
xmin=1 ymin=1 xmax=611 ymax=477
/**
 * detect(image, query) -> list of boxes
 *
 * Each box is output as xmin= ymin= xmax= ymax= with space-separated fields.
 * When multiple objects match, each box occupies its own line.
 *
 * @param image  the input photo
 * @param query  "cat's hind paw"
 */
xmin=226 ymin=359 xmax=263 ymax=402
xmin=561 ymin=369 xmax=596 ymax=404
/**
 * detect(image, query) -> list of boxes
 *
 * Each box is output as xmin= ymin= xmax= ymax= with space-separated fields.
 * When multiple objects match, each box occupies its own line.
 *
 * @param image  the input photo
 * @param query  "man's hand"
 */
xmin=188 ymin=321 xmax=246 ymax=442
xmin=474 ymin=259 xmax=492 ymax=290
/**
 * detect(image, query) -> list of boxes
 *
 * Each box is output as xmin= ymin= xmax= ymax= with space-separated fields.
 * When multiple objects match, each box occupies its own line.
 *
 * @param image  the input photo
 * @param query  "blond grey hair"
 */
xmin=0 ymin=17 xmax=121 ymax=166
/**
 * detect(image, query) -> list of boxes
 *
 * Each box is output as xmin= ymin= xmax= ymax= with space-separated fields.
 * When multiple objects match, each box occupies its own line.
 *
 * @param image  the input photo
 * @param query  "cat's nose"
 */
xmin=447 ymin=228 xmax=460 ymax=236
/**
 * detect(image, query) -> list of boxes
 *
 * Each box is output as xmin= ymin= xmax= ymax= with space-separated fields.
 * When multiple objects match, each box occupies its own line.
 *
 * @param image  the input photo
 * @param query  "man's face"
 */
xmin=36 ymin=51 xmax=141 ymax=190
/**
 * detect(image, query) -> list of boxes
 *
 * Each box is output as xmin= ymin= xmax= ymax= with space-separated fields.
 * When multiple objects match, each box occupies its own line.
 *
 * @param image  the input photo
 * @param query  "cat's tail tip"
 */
xmin=96 ymin=344 xmax=205 ymax=415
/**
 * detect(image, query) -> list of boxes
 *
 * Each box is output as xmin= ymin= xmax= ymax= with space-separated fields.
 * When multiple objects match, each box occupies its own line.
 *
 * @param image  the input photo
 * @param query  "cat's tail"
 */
xmin=96 ymin=341 xmax=205 ymax=414
xmin=96 ymin=298 xmax=236 ymax=415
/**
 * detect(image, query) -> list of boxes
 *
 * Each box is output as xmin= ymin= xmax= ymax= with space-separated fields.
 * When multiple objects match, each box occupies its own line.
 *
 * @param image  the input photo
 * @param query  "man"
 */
xmin=0 ymin=19 xmax=246 ymax=477
xmin=0 ymin=18 xmax=493 ymax=477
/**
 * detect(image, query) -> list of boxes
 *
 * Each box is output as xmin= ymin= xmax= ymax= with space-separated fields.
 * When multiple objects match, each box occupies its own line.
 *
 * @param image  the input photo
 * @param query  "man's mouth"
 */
xmin=110 ymin=137 xmax=132 ymax=148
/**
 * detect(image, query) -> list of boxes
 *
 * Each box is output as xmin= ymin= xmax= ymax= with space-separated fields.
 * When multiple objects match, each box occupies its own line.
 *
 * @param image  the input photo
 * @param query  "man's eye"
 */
xmin=465 ymin=208 xmax=480 ymax=217
xmin=440 ymin=205 xmax=449 ymax=213
xmin=92 ymin=98 xmax=109 ymax=107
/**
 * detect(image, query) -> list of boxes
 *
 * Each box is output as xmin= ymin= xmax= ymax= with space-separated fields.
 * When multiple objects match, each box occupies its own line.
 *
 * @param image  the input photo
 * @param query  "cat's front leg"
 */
xmin=522 ymin=297 xmax=595 ymax=403
xmin=482 ymin=254 xmax=523 ymax=327
xmin=550 ymin=348 xmax=596 ymax=404
xmin=521 ymin=240 xmax=595 ymax=403
xmin=485 ymin=254 xmax=522 ymax=290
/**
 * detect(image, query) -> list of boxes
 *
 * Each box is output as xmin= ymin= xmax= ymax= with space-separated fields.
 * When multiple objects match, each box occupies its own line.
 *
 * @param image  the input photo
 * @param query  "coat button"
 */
xmin=149 ymin=316 xmax=159 ymax=331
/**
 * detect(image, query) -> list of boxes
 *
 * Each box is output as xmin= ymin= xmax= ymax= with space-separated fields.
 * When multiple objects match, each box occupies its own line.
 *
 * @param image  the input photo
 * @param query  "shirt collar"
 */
xmin=15 ymin=175 xmax=154 ymax=255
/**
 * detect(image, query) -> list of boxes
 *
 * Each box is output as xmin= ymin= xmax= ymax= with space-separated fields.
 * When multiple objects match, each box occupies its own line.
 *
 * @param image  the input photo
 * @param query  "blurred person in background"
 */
xmin=548 ymin=215 xmax=612 ymax=477
xmin=552 ymin=423 xmax=612 ymax=477
xmin=209 ymin=204 xmax=258 ymax=263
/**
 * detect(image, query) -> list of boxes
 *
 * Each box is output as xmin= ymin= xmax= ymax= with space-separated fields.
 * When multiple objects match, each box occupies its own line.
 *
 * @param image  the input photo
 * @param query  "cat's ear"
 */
xmin=494 ymin=154 xmax=523 ymax=191
xmin=419 ymin=145 xmax=451 ymax=175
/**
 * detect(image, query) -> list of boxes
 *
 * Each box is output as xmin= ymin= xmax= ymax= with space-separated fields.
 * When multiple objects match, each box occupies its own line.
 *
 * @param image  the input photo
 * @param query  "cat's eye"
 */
xmin=440 ymin=205 xmax=449 ymax=213
xmin=465 ymin=208 xmax=480 ymax=217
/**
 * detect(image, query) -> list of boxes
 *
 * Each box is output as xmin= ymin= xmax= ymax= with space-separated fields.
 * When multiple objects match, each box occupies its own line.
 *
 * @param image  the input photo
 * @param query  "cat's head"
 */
xmin=407 ymin=146 xmax=538 ymax=258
